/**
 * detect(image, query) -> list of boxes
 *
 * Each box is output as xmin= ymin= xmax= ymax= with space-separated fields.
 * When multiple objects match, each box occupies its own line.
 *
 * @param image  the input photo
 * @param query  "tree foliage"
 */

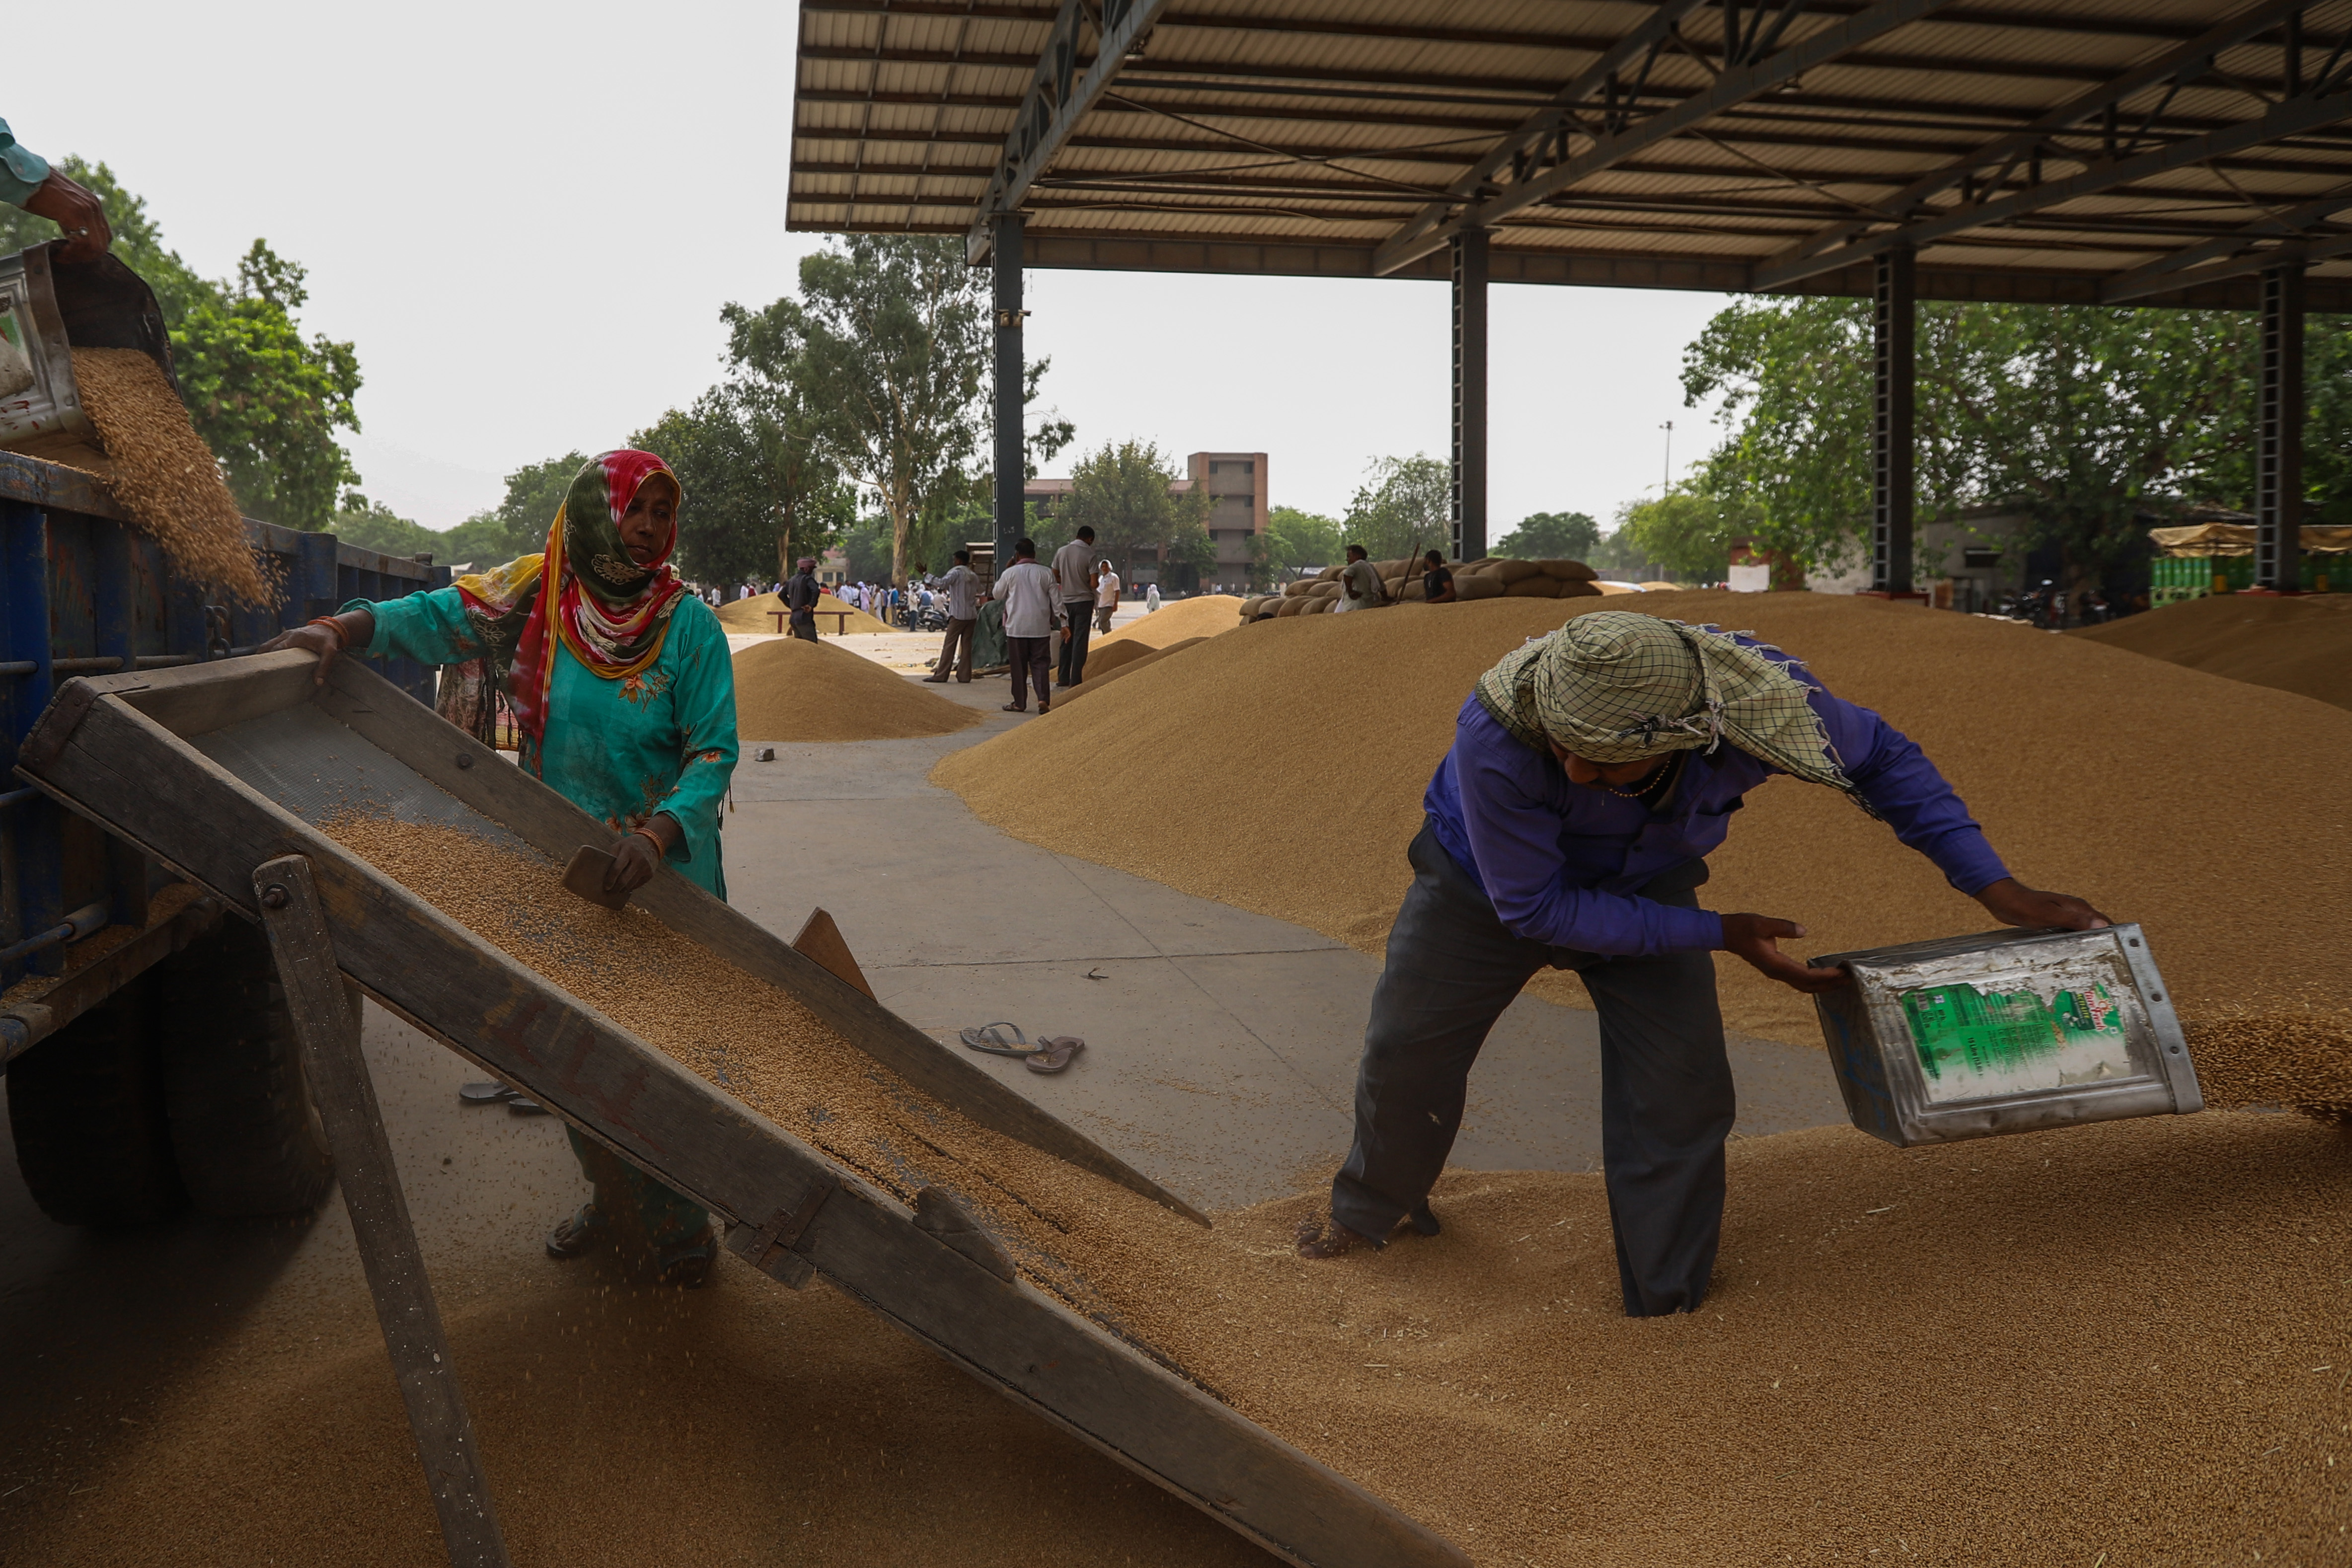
xmin=1253 ymin=504 xmax=1343 ymax=578
xmin=1052 ymin=439 xmax=1212 ymax=577
xmin=1493 ymin=509 xmax=1600 ymax=561
xmin=1611 ymin=490 xmax=1754 ymax=582
xmin=1681 ymin=295 xmax=2352 ymax=588
xmin=1342 ymin=454 xmax=1451 ymax=560
xmin=1 ymin=159 xmax=362 ymax=529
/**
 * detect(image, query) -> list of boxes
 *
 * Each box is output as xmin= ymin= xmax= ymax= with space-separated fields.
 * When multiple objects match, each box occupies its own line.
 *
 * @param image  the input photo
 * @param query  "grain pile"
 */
xmin=280 ymin=810 xmax=2352 ymax=1567
xmin=1078 ymin=634 xmax=1158 ymax=680
xmin=732 ymin=636 xmax=977 ymax=742
xmin=714 ymin=590 xmax=895 ymax=635
xmin=1090 ymin=593 xmax=1243 ymax=652
xmin=2073 ymin=591 xmax=2352 ymax=711
xmin=933 ymin=591 xmax=2352 ymax=1074
xmin=68 ymin=347 xmax=270 ymax=604
xmin=1240 ymin=556 xmax=1597 ymax=623
xmin=1061 ymin=636 xmax=1208 ymax=708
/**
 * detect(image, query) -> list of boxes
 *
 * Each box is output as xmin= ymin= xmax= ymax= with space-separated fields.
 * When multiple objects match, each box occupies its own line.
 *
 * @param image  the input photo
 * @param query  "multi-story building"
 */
xmin=1023 ymin=450 xmax=1269 ymax=594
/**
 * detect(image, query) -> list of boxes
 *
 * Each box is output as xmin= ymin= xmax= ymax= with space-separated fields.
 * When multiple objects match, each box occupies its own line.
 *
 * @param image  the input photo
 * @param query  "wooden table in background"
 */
xmin=768 ymin=609 xmax=852 ymax=635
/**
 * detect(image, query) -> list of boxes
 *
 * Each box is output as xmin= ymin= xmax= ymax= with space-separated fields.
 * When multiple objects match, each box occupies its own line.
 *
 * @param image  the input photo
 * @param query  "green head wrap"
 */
xmin=1474 ymin=610 xmax=1860 ymax=796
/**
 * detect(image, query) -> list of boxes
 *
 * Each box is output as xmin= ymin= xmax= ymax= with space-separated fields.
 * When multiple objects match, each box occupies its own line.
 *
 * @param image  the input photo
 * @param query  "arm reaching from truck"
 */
xmin=0 ymin=122 xmax=110 ymax=263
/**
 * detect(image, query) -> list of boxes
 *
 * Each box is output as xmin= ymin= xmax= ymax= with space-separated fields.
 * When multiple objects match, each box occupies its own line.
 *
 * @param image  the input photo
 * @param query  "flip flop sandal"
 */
xmin=1024 ymin=1036 xmax=1084 ymax=1075
xmin=958 ymin=1022 xmax=1039 ymax=1059
xmin=545 ymin=1203 xmax=607 ymax=1260
xmin=507 ymin=1097 xmax=549 ymax=1116
xmin=459 ymin=1081 xmax=520 ymax=1105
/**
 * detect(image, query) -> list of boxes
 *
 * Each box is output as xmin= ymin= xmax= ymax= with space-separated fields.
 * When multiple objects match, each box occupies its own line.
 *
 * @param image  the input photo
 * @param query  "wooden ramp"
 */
xmin=15 ymin=653 xmax=1465 ymax=1568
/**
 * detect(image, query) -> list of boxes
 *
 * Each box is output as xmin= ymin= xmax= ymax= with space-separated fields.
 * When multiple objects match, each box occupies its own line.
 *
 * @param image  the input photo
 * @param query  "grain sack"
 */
xmin=1540 ymin=559 xmax=1599 ymax=582
xmin=68 ymin=347 xmax=270 ymax=605
xmin=1274 ymin=596 xmax=1309 ymax=618
xmin=1456 ymin=575 xmax=1506 ymax=600
xmin=1503 ymin=577 xmax=1562 ymax=598
xmin=1281 ymin=581 xmax=1314 ymax=598
xmin=1300 ymin=595 xmax=1335 ymax=613
xmin=1488 ymin=559 xmax=1544 ymax=585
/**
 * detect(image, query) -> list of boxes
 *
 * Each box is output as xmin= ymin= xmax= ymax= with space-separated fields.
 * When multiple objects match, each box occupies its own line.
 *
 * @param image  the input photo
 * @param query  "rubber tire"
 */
xmin=155 ymin=919 xmax=335 ymax=1219
xmin=5 ymin=973 xmax=190 ymax=1227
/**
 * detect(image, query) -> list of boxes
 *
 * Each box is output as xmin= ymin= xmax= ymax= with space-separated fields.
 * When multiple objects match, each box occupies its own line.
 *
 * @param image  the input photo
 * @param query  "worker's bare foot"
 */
xmin=1293 ymin=1215 xmax=1379 ymax=1259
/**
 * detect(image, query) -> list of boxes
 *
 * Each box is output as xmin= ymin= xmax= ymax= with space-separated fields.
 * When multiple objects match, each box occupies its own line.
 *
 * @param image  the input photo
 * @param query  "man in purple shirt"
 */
xmin=1294 ymin=612 xmax=2109 ymax=1316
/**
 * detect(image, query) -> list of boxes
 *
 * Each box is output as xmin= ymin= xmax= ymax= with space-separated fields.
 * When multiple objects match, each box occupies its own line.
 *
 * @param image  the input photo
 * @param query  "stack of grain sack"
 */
xmin=1237 ymin=556 xmax=1600 ymax=622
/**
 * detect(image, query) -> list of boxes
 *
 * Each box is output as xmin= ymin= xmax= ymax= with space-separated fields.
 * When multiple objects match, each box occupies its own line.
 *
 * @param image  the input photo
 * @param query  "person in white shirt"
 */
xmin=1334 ymin=544 xmax=1387 ymax=612
xmin=1145 ymin=582 xmax=1161 ymax=612
xmin=989 ymin=537 xmax=1062 ymax=713
xmin=1051 ymin=526 xmax=1101 ymax=688
xmin=1093 ymin=559 xmax=1122 ymax=634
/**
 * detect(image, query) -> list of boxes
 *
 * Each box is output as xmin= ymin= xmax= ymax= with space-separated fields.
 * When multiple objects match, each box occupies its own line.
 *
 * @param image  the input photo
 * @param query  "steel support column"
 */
xmin=992 ymin=212 xmax=1026 ymax=580
xmin=1450 ymin=229 xmax=1488 ymax=562
xmin=1872 ymin=247 xmax=1917 ymax=595
xmin=2256 ymin=262 xmax=2305 ymax=592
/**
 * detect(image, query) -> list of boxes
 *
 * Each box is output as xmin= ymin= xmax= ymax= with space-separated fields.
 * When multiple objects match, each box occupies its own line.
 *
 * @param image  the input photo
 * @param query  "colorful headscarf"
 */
xmin=1474 ymin=611 xmax=1860 ymax=797
xmin=451 ymin=450 xmax=687 ymax=742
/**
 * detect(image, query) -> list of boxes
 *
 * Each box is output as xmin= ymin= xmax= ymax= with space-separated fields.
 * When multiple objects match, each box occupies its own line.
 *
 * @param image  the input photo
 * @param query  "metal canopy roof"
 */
xmin=789 ymin=0 xmax=2352 ymax=308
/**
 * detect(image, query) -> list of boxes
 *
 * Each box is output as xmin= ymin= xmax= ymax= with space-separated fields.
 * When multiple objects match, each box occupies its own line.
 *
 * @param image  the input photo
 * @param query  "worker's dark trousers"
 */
xmin=1330 ymin=822 xmax=1734 ymax=1317
xmin=932 ymin=616 xmax=976 ymax=680
xmin=788 ymin=613 xmax=818 ymax=643
xmin=1057 ymin=600 xmax=1094 ymax=685
xmin=1006 ymin=635 xmax=1054 ymax=709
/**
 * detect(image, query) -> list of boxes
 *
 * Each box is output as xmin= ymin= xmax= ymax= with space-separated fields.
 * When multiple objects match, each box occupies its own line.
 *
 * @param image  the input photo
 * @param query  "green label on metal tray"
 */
xmin=1899 ymin=979 xmax=2133 ymax=1103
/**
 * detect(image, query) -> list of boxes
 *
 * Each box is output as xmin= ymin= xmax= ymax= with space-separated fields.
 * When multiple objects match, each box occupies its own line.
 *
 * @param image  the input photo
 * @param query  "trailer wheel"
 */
xmin=155 ymin=920 xmax=335 ymax=1218
xmin=5 ymin=974 xmax=189 ymax=1226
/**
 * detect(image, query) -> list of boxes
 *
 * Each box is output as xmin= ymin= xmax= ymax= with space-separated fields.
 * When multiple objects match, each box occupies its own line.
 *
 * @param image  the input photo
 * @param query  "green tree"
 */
xmin=1342 ymin=454 xmax=1451 ymax=560
xmin=1252 ymin=504 xmax=1343 ymax=581
xmin=327 ymin=497 xmax=439 ymax=558
xmin=1612 ymin=489 xmax=1753 ymax=582
xmin=1054 ymin=439 xmax=1212 ymax=580
xmin=632 ymin=380 xmax=852 ymax=587
xmin=1493 ymin=509 xmax=1600 ymax=561
xmin=1 ymin=159 xmax=363 ymax=529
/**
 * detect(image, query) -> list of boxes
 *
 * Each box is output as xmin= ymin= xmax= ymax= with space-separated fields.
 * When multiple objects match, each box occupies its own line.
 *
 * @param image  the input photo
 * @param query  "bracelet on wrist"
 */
xmin=307 ymin=615 xmax=349 ymax=650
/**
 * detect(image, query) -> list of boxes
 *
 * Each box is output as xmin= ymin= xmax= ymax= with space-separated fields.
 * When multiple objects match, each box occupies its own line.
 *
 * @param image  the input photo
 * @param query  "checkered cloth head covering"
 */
xmin=1474 ymin=611 xmax=1858 ymax=794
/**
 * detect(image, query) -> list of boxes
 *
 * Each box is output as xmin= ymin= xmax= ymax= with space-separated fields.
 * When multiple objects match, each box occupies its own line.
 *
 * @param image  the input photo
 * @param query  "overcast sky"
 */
xmin=13 ymin=1 xmax=1733 ymax=532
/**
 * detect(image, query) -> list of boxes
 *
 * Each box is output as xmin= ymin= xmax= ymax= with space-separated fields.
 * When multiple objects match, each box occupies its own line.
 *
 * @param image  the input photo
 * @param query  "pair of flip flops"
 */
xmin=957 ymin=1022 xmax=1084 ymax=1075
xmin=460 ymin=1080 xmax=548 ymax=1116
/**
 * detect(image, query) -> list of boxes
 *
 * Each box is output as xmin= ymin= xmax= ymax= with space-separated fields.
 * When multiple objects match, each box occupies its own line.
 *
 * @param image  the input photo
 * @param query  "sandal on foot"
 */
xmin=459 ymin=1081 xmax=520 ymax=1105
xmin=656 ymin=1228 xmax=719 ymax=1290
xmin=958 ymin=1022 xmax=1037 ymax=1059
xmin=545 ymin=1203 xmax=607 ymax=1260
xmin=1024 ymin=1036 xmax=1084 ymax=1075
xmin=1293 ymin=1215 xmax=1381 ymax=1260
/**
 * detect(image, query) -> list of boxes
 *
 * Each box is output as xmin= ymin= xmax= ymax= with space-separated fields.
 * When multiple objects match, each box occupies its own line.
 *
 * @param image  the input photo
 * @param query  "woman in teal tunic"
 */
xmin=265 ymin=449 xmax=738 ymax=1287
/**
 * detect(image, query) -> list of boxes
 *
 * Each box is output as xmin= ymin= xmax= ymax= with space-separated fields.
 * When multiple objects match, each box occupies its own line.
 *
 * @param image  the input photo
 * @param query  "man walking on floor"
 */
xmin=992 ymin=537 xmax=1059 ymax=714
xmin=925 ymin=547 xmax=981 ymax=684
xmin=783 ymin=556 xmax=822 ymax=642
xmin=1053 ymin=526 xmax=1100 ymax=687
xmin=1292 ymin=611 xmax=2110 ymax=1317
xmin=1093 ymin=558 xmax=1122 ymax=634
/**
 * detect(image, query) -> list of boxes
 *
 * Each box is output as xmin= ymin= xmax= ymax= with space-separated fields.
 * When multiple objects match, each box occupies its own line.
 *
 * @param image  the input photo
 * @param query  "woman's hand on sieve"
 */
xmin=258 ymin=608 xmax=373 ymax=687
xmin=607 ymin=815 xmax=682 ymax=896
xmin=1720 ymin=913 xmax=1847 ymax=994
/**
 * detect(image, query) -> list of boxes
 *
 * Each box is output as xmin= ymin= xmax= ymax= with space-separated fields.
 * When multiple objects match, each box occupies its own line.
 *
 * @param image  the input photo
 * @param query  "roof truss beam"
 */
xmin=964 ymin=0 xmax=1171 ymax=262
xmin=1752 ymin=75 xmax=2352 ymax=288
xmin=1754 ymin=0 xmax=2317 ymax=287
xmin=1374 ymin=0 xmax=1958 ymax=276
xmin=2101 ymin=183 xmax=2352 ymax=299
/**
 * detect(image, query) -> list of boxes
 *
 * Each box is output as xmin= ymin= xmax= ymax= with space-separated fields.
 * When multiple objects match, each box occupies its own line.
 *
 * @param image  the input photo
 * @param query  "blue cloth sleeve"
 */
xmin=1455 ymin=720 xmax=1728 ymax=958
xmin=0 ymin=121 xmax=51 ymax=209
xmin=1811 ymin=688 xmax=2010 ymax=895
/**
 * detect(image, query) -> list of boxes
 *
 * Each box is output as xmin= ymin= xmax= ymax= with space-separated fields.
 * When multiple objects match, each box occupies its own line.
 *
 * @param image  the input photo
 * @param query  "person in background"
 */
xmin=1053 ymin=526 xmax=1101 ymax=687
xmin=991 ymin=537 xmax=1060 ymax=714
xmin=0 ymin=121 xmax=112 ymax=263
xmin=1334 ymin=544 xmax=1387 ymax=613
xmin=925 ymin=547 xmax=981 ymax=683
xmin=782 ymin=556 xmax=823 ymax=642
xmin=1419 ymin=549 xmax=1458 ymax=604
xmin=1093 ymin=558 xmax=1122 ymax=634
xmin=1145 ymin=582 xmax=1161 ymax=613
xmin=1290 ymin=612 xmax=2107 ymax=1318
xmin=263 ymin=451 xmax=736 ymax=1289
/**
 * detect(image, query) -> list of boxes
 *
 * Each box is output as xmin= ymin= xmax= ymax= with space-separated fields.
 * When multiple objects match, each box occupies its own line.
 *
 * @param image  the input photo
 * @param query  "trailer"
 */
xmin=9 ymin=638 xmax=1467 ymax=1568
xmin=0 ymin=447 xmax=447 ymax=1225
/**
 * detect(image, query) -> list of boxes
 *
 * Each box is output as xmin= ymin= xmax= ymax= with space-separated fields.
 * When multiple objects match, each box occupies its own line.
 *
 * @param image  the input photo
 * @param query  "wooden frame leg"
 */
xmin=252 ymin=854 xmax=512 ymax=1568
